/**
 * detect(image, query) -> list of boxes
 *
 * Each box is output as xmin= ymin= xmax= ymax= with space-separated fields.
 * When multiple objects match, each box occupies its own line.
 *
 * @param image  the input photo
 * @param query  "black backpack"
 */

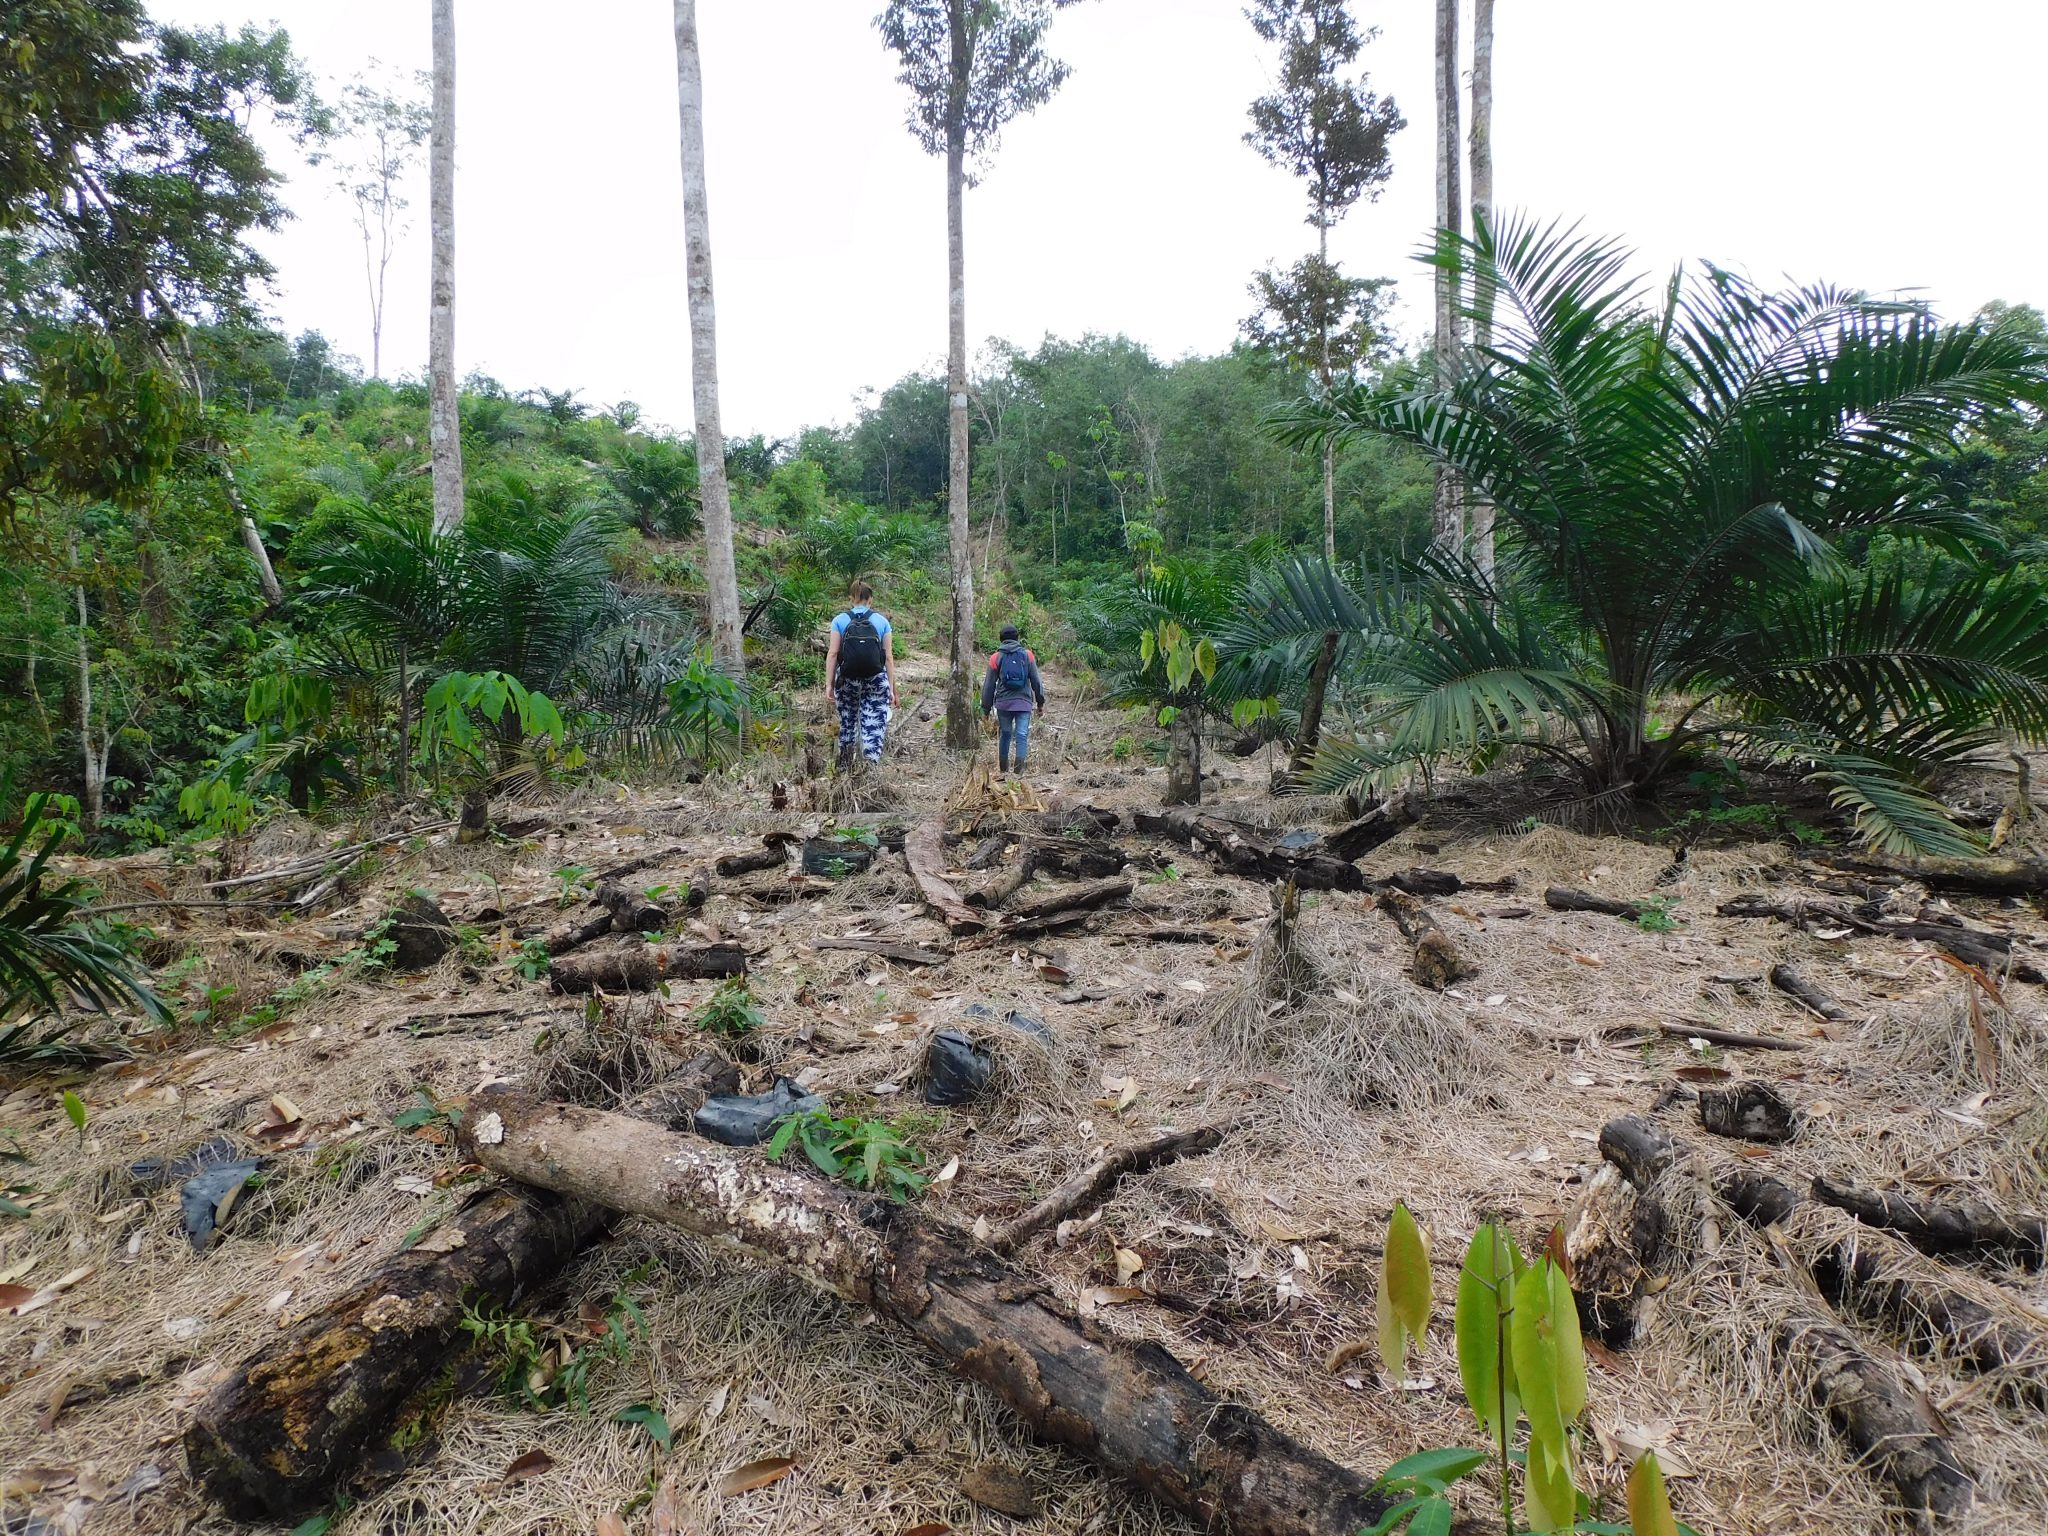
xmin=839 ymin=611 xmax=886 ymax=680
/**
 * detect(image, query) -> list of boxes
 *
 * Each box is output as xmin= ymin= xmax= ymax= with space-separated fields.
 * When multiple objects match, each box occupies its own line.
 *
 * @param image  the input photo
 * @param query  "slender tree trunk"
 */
xmin=1319 ymin=222 xmax=1336 ymax=563
xmin=428 ymin=0 xmax=465 ymax=536
xmin=1467 ymin=0 xmax=1496 ymax=582
xmin=219 ymin=464 xmax=285 ymax=607
xmin=69 ymin=539 xmax=100 ymax=834
xmin=674 ymin=0 xmax=745 ymax=678
xmin=1289 ymin=628 xmax=1339 ymax=780
xmin=942 ymin=0 xmax=978 ymax=750
xmin=1165 ymin=708 xmax=1201 ymax=806
xmin=394 ymin=643 xmax=411 ymax=801
xmin=1430 ymin=0 xmax=1462 ymax=557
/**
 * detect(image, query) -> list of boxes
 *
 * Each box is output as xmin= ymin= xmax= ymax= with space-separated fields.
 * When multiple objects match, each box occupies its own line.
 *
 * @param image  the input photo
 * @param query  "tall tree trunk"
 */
xmin=1318 ymin=222 xmax=1336 ymax=563
xmin=1289 ymin=628 xmax=1340 ymax=780
xmin=1165 ymin=708 xmax=1202 ymax=806
xmin=674 ymin=0 xmax=745 ymax=678
xmin=1467 ymin=0 xmax=1496 ymax=582
xmin=69 ymin=538 xmax=101 ymax=833
xmin=221 ymin=464 xmax=285 ymax=607
xmin=428 ymin=0 xmax=465 ymax=536
xmin=942 ymin=0 xmax=978 ymax=750
xmin=1430 ymin=0 xmax=1462 ymax=557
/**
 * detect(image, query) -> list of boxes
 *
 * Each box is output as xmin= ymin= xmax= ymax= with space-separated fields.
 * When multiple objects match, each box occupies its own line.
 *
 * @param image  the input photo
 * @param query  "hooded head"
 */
xmin=999 ymin=624 xmax=1020 ymax=644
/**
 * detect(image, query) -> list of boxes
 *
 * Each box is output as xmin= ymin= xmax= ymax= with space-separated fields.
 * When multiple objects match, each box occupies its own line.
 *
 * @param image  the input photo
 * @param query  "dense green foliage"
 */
xmin=1256 ymin=217 xmax=2048 ymax=851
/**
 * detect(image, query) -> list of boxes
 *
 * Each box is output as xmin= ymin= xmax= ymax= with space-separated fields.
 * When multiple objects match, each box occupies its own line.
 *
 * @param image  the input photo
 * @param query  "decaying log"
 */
xmin=186 ymin=1056 xmax=736 ymax=1520
xmin=1028 ymin=835 xmax=1128 ymax=880
xmin=1697 ymin=1081 xmax=1802 ymax=1144
xmin=1772 ymin=1310 xmax=1975 ymax=1525
xmin=1716 ymin=1170 xmax=2048 ymax=1404
xmin=906 ymin=819 xmax=989 ymax=934
xmin=1810 ymin=1177 xmax=2047 ymax=1270
xmin=1804 ymin=850 xmax=2048 ymax=899
xmin=1544 ymin=886 xmax=1651 ymax=921
xmin=1596 ymin=1115 xmax=1677 ymax=1190
xmin=964 ymin=833 xmax=1011 ymax=871
xmin=812 ymin=935 xmax=951 ymax=966
xmin=593 ymin=879 xmax=667 ymax=933
xmin=1717 ymin=893 xmax=2043 ymax=982
xmin=714 ymin=844 xmax=786 ymax=878
xmin=990 ymin=1124 xmax=1231 ymax=1254
xmin=1606 ymin=1019 xmax=1810 ymax=1052
xmin=1003 ymin=876 xmax=1133 ymax=924
xmin=1363 ymin=867 xmax=1516 ymax=898
xmin=1563 ymin=1162 xmax=1666 ymax=1349
xmin=548 ymin=939 xmax=747 ymax=993
xmin=1322 ymin=791 xmax=1421 ymax=861
xmin=539 ymin=910 xmax=616 ymax=957
xmin=460 ymin=1089 xmax=1396 ymax=1536
xmin=1132 ymin=808 xmax=1365 ymax=891
xmin=1042 ymin=803 xmax=1122 ymax=838
xmin=1373 ymin=889 xmax=1471 ymax=990
xmin=969 ymin=844 xmax=1038 ymax=910
xmin=1769 ymin=962 xmax=1855 ymax=1022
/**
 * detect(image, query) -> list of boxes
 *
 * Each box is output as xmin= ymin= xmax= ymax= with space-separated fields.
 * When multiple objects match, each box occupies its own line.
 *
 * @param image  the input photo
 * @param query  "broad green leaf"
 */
xmin=1626 ymin=1451 xmax=1680 ymax=1536
xmin=1378 ymin=1202 xmax=1431 ymax=1379
xmin=1522 ymin=1436 xmax=1576 ymax=1535
xmin=61 ymin=1091 xmax=86 ymax=1134
xmin=615 ymin=1402 xmax=673 ymax=1451
xmin=1357 ymin=1494 xmax=1426 ymax=1536
xmin=1548 ymin=1260 xmax=1588 ymax=1422
xmin=1406 ymin=1497 xmax=1453 ymax=1536
xmin=1511 ymin=1260 xmax=1566 ymax=1459
xmin=1193 ymin=637 xmax=1218 ymax=682
xmin=1454 ymin=1224 xmax=1521 ymax=1451
xmin=1375 ymin=1448 xmax=1488 ymax=1491
xmin=1139 ymin=628 xmax=1156 ymax=667
xmin=287 ymin=1516 xmax=333 ymax=1536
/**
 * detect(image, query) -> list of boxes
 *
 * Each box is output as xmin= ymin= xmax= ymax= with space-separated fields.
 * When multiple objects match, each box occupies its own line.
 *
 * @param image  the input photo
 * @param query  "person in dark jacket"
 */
xmin=980 ymin=624 xmax=1047 ymax=775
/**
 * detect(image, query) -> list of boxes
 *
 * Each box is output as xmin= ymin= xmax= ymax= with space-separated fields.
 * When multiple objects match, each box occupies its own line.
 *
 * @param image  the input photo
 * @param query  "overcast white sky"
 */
xmin=153 ymin=1 xmax=2048 ymax=439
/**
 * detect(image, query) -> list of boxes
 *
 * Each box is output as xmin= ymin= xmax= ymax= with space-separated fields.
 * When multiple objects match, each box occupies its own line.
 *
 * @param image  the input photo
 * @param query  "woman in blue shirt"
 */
xmin=822 ymin=579 xmax=898 ymax=765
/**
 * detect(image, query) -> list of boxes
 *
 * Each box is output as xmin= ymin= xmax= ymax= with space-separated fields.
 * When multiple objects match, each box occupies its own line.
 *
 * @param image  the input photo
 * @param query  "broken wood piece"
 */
xmin=713 ymin=844 xmax=786 ymax=878
xmin=989 ymin=1124 xmax=1231 ymax=1254
xmin=1364 ymin=867 xmax=1517 ymax=897
xmin=1373 ymin=889 xmax=1471 ymax=990
xmin=1769 ymin=963 xmax=1854 ymax=1022
xmin=1563 ymin=1162 xmax=1666 ymax=1349
xmin=548 ymin=940 xmax=747 ymax=994
xmin=593 ymin=880 xmax=667 ymax=933
xmin=186 ymin=1056 xmax=737 ymax=1520
xmin=811 ymin=936 xmax=951 ymax=966
xmin=1608 ymin=1020 xmax=1809 ymax=1052
xmin=1596 ymin=1115 xmax=1678 ymax=1190
xmin=1697 ymin=1081 xmax=1802 ymax=1144
xmin=963 ymin=833 xmax=1011 ymax=871
xmin=1545 ymin=886 xmax=1651 ymax=921
xmin=1803 ymin=849 xmax=2048 ymax=899
xmin=1132 ymin=808 xmax=1365 ymax=891
xmin=1809 ymin=1177 xmax=2046 ymax=1270
xmin=967 ymin=843 xmax=1037 ymax=909
xmin=459 ymin=1089 xmax=1395 ymax=1535
xmin=906 ymin=819 xmax=989 ymax=934
xmin=1321 ymin=791 xmax=1421 ymax=861
xmin=1002 ymin=876 xmax=1133 ymax=924
xmin=539 ymin=911 xmax=616 ymax=957
xmin=1717 ymin=893 xmax=2043 ymax=982
xmin=1027 ymin=835 xmax=1128 ymax=881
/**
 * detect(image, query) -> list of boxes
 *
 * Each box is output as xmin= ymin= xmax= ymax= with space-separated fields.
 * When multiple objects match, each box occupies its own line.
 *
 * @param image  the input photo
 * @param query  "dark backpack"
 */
xmin=839 ymin=611 xmax=886 ymax=680
xmin=996 ymin=646 xmax=1032 ymax=697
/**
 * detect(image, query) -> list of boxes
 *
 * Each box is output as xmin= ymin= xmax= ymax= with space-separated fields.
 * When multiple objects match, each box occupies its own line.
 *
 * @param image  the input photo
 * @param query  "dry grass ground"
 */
xmin=3 ymin=656 xmax=2045 ymax=1536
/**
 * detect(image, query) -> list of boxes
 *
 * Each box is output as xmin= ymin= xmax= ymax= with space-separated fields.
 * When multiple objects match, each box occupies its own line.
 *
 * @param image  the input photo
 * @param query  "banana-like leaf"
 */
xmin=1377 ymin=1202 xmax=1432 ymax=1380
xmin=1627 ymin=1451 xmax=1681 ymax=1536
xmin=1454 ymin=1224 xmax=1523 ymax=1452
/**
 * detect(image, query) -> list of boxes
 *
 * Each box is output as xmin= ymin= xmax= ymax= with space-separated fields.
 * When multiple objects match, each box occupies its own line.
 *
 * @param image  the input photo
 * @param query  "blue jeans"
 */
xmin=997 ymin=709 xmax=1032 ymax=771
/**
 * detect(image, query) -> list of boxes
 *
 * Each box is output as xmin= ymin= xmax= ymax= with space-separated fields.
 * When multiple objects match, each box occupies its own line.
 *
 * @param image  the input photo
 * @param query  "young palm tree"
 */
xmin=1259 ymin=215 xmax=2048 ymax=852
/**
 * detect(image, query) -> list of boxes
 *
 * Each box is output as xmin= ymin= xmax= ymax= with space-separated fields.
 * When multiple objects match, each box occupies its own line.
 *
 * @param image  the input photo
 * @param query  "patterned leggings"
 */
xmin=834 ymin=674 xmax=892 ymax=762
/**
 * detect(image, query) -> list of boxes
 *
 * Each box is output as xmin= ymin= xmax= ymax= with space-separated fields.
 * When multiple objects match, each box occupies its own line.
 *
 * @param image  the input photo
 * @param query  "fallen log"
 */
xmin=539 ymin=910 xmax=615 ymax=957
xmin=963 ymin=833 xmax=1011 ymax=871
xmin=991 ymin=1125 xmax=1231 ymax=1254
xmin=548 ymin=939 xmax=748 ymax=994
xmin=812 ymin=935 xmax=951 ymax=966
xmin=1716 ymin=1170 xmax=2048 ymax=1405
xmin=906 ymin=818 xmax=989 ymax=934
xmin=1718 ymin=894 xmax=2043 ymax=982
xmin=1769 ymin=962 xmax=1855 ymax=1022
xmin=186 ymin=1055 xmax=736 ymax=1521
xmin=1606 ymin=1020 xmax=1810 ymax=1052
xmin=1804 ymin=850 xmax=2048 ymax=899
xmin=1364 ymin=867 xmax=1517 ymax=898
xmin=1028 ymin=835 xmax=1128 ymax=881
xmin=1004 ymin=876 xmax=1133 ymax=924
xmin=1373 ymin=889 xmax=1471 ymax=990
xmin=1810 ymin=1177 xmax=2047 ymax=1270
xmin=1545 ymin=886 xmax=1651 ymax=921
xmin=714 ymin=844 xmax=786 ymax=878
xmin=594 ymin=879 xmax=667 ymax=933
xmin=1322 ymin=791 xmax=1421 ymax=861
xmin=590 ymin=845 xmax=691 ymax=886
xmin=968 ymin=844 xmax=1037 ymax=910
xmin=459 ymin=1090 xmax=1396 ymax=1536
xmin=1133 ymin=808 xmax=1365 ymax=892
xmin=1772 ymin=1309 xmax=1975 ymax=1525
xmin=1697 ymin=1081 xmax=1801 ymax=1144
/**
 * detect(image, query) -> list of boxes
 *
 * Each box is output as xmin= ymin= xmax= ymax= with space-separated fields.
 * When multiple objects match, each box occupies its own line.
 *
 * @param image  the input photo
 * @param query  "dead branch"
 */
xmin=1544 ymin=886 xmax=1651 ymax=920
xmin=1809 ymin=1177 xmax=2046 ymax=1270
xmin=1373 ymin=889 xmax=1471 ymax=990
xmin=1769 ymin=963 xmax=1855 ymax=1022
xmin=1321 ymin=791 xmax=1422 ymax=860
xmin=593 ymin=879 xmax=667 ymax=933
xmin=811 ymin=936 xmax=952 ymax=966
xmin=906 ymin=818 xmax=989 ymax=934
xmin=1718 ymin=893 xmax=2043 ymax=982
xmin=548 ymin=939 xmax=747 ymax=993
xmin=1132 ymin=808 xmax=1365 ymax=891
xmin=1003 ymin=876 xmax=1133 ymax=924
xmin=989 ymin=1124 xmax=1231 ymax=1254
